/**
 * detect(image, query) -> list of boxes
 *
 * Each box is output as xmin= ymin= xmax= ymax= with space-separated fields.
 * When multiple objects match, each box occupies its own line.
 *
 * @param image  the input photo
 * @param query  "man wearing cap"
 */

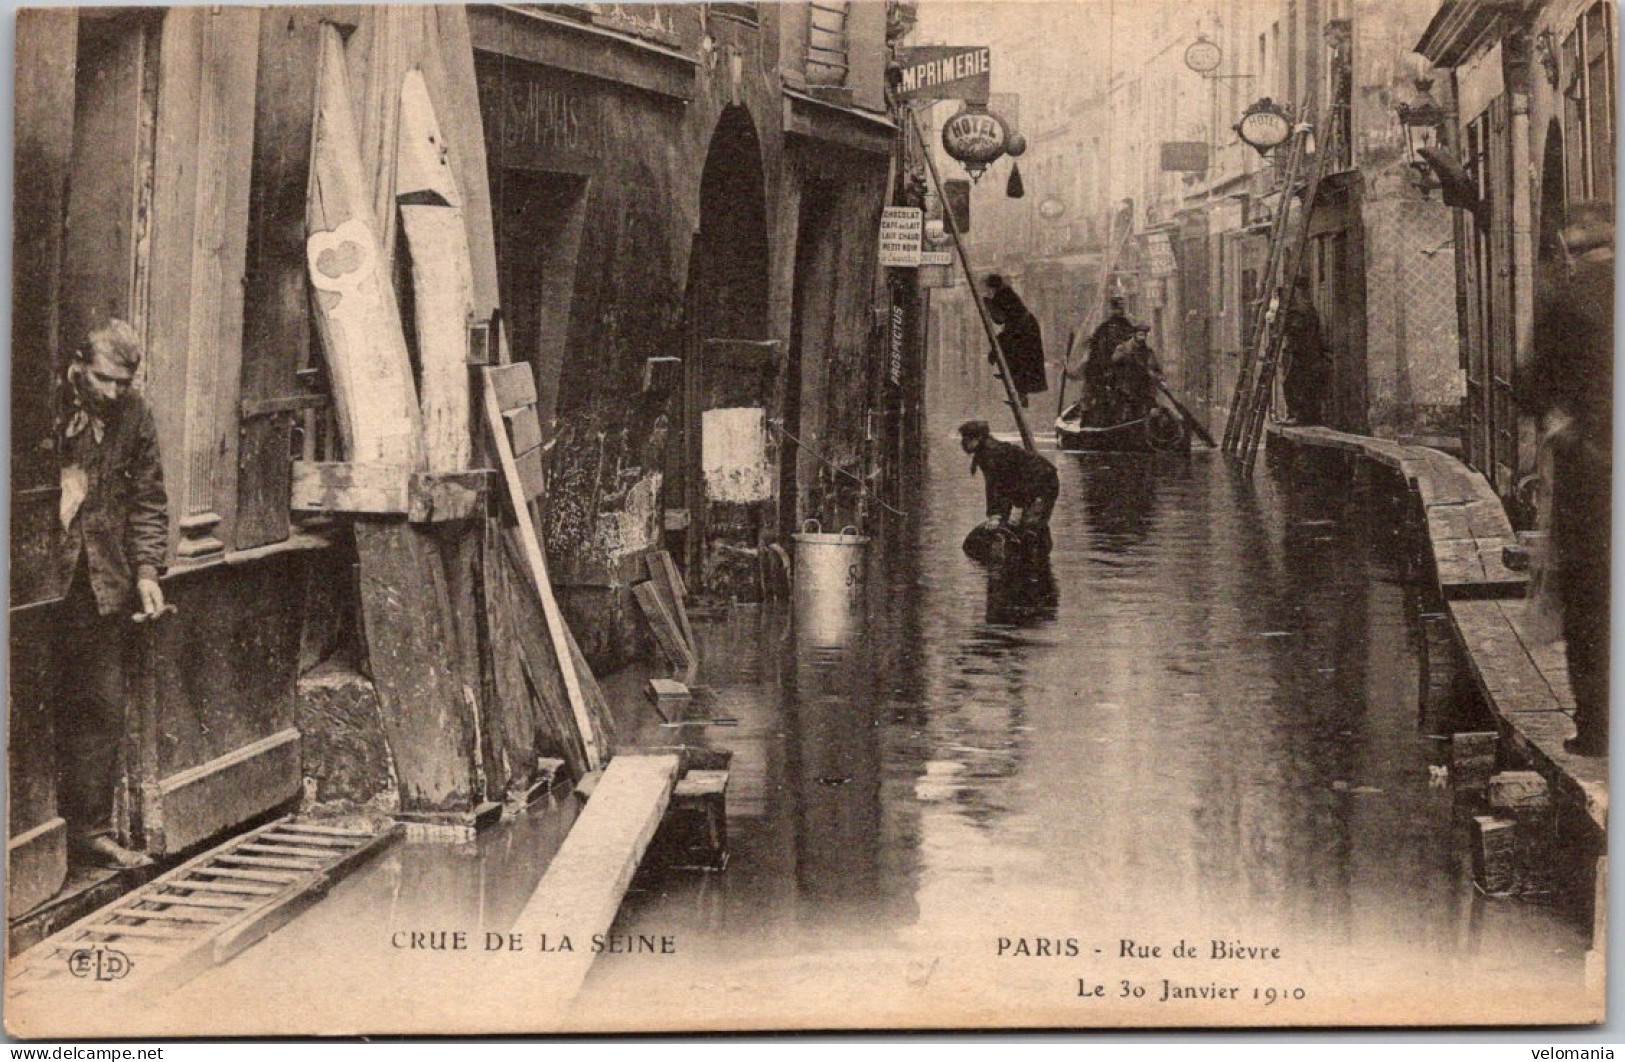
xmin=959 ymin=420 xmax=1060 ymax=548
xmin=52 ymin=317 xmax=169 ymax=868
xmin=1110 ymin=324 xmax=1163 ymax=422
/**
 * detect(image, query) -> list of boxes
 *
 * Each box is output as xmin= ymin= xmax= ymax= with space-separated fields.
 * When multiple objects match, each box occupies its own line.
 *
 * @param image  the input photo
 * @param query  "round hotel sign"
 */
xmin=1184 ymin=36 xmax=1222 ymax=75
xmin=942 ymin=106 xmax=1009 ymax=178
xmin=1235 ymin=98 xmax=1293 ymax=155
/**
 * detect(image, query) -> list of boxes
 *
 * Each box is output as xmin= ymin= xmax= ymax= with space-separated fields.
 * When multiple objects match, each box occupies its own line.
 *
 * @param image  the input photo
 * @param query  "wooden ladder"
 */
xmin=1224 ymin=100 xmax=1347 ymax=471
xmin=8 ymin=818 xmax=398 ymax=999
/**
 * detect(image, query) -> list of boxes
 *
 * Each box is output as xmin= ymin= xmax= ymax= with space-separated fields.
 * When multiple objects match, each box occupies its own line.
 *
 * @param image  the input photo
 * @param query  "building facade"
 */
xmin=9 ymin=2 xmax=903 ymax=919
xmin=916 ymin=0 xmax=1467 ymax=444
xmin=1416 ymin=0 xmax=1615 ymax=511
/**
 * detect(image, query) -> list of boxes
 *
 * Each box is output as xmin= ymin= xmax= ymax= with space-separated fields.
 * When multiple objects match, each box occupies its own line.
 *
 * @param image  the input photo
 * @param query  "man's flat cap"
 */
xmin=957 ymin=420 xmax=991 ymax=439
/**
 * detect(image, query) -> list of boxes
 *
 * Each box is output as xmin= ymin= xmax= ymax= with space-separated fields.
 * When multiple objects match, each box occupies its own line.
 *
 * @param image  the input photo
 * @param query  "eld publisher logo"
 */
xmin=66 ymin=947 xmax=133 ymax=981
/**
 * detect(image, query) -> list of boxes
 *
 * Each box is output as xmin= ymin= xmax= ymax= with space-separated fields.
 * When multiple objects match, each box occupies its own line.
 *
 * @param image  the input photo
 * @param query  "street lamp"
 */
xmin=1396 ymin=78 xmax=1446 ymax=196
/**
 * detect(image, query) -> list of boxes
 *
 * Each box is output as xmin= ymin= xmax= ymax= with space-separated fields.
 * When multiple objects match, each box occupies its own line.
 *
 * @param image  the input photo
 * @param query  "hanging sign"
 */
xmin=1145 ymin=232 xmax=1178 ymax=277
xmin=879 ymin=206 xmax=923 ymax=267
xmin=941 ymin=105 xmax=1009 ymax=181
xmin=894 ymin=46 xmax=991 ymax=103
xmin=919 ymin=220 xmax=953 ymax=266
xmin=1235 ymin=98 xmax=1294 ymax=156
xmin=1160 ymin=142 xmax=1210 ymax=173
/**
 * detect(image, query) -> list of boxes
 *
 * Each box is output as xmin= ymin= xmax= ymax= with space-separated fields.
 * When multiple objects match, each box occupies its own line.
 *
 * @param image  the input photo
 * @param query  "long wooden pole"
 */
xmin=907 ymin=109 xmax=1037 ymax=452
xmin=1058 ymin=207 xmax=1133 ymax=420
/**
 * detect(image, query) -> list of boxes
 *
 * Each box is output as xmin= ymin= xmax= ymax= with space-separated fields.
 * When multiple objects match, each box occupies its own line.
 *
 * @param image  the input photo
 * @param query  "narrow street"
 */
xmin=153 ymin=430 xmax=1591 ymax=1032
xmin=8 ymin=0 xmax=1608 ymax=1039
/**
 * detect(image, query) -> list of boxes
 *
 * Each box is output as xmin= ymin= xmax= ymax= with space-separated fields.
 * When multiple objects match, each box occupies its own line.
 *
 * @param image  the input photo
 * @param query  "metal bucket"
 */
xmin=791 ymin=520 xmax=870 ymax=647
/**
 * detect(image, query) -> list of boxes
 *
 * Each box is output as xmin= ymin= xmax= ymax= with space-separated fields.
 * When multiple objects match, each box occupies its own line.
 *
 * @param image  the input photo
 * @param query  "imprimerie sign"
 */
xmin=895 ymin=46 xmax=991 ymax=103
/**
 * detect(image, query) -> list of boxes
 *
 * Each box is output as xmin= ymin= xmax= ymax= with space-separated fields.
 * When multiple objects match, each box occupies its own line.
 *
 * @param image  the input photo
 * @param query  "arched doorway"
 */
xmin=678 ymin=105 xmax=774 ymax=597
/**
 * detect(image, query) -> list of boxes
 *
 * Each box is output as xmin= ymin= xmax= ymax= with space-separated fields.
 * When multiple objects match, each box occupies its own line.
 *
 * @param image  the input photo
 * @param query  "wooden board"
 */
xmin=355 ymin=523 xmax=481 ymax=811
xmin=511 ymin=753 xmax=680 ymax=1015
xmin=236 ymin=8 xmax=325 ymax=549
xmin=483 ymin=365 xmax=602 ymax=770
xmin=651 ymin=551 xmax=698 ymax=656
xmin=484 ymin=519 xmax=590 ymax=782
xmin=487 ymin=362 xmax=538 ymax=412
xmin=1449 ymin=600 xmax=1566 ymax=713
xmin=634 ymin=581 xmax=696 ymax=672
xmin=291 ymin=461 xmax=411 ymax=513
xmin=306 ymin=24 xmax=421 ymax=470
xmin=397 ymin=67 xmax=474 ymax=474
xmin=495 ymin=528 xmax=617 ymax=769
xmin=409 ymin=470 xmax=490 ymax=523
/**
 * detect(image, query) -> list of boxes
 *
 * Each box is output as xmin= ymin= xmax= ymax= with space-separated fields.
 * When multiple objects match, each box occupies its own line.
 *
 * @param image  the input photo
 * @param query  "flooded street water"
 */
xmin=159 ymin=434 xmax=1592 ymax=1034
xmin=581 ymin=435 xmax=1592 ymax=1028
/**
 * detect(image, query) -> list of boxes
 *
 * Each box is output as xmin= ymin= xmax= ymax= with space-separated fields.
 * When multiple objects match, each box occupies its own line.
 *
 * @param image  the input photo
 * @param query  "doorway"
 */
xmin=493 ymin=167 xmax=589 ymax=426
xmin=681 ymin=106 xmax=773 ymax=597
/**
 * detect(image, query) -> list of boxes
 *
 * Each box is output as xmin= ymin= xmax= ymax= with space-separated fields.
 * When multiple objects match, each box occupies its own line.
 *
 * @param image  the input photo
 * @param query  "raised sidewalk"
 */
xmin=1267 ymin=422 xmax=1606 ymax=836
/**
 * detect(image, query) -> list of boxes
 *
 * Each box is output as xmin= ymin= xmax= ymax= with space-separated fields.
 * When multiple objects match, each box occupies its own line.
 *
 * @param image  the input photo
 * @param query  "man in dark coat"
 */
xmin=959 ymin=420 xmax=1059 ymax=543
xmin=1281 ymin=277 xmax=1329 ymax=425
xmin=983 ymin=274 xmax=1047 ymax=406
xmin=1109 ymin=325 xmax=1163 ymax=421
xmin=1076 ymin=296 xmax=1137 ymax=416
xmin=1520 ymin=201 xmax=1612 ymax=756
xmin=53 ymin=318 xmax=170 ymax=868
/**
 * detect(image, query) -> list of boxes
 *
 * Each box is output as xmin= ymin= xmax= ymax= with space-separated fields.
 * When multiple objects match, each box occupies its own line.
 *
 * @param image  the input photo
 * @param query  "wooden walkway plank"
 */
xmin=168 ymin=880 xmax=283 ymax=897
xmin=1426 ymin=504 xmax=1474 ymax=542
xmin=512 ymin=753 xmax=681 ymax=1012
xmin=262 ymin=832 xmax=364 ymax=848
xmin=150 ymin=892 xmax=258 ymax=910
xmin=275 ymin=822 xmax=378 ymax=839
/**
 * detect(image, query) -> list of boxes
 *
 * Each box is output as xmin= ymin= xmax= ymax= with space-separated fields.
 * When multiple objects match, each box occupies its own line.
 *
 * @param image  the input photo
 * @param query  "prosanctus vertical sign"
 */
xmin=894 ymin=46 xmax=991 ymax=104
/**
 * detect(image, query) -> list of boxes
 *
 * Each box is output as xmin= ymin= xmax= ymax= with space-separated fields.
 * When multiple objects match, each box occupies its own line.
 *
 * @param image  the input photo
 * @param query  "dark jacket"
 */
xmin=56 ymin=387 xmax=169 ymax=615
xmin=987 ymin=287 xmax=1048 ymax=395
xmin=973 ymin=437 xmax=1059 ymax=520
xmin=1085 ymin=314 xmax=1137 ymax=383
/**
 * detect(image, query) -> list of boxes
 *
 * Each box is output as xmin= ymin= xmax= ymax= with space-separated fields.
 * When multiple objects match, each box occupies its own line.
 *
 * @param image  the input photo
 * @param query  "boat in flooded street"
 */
xmin=1055 ymin=398 xmax=1192 ymax=453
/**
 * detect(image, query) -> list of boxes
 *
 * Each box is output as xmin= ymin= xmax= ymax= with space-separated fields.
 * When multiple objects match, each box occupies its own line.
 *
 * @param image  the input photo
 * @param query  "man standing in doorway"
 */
xmin=1281 ymin=276 xmax=1329 ymax=426
xmin=53 ymin=318 xmax=170 ymax=868
xmin=959 ymin=420 xmax=1059 ymax=552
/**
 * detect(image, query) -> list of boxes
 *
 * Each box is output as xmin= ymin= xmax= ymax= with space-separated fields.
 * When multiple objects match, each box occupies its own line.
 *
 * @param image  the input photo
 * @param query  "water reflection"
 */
xmin=985 ymin=555 xmax=1059 ymax=627
xmin=158 ymin=429 xmax=1591 ymax=1031
xmin=591 ymin=433 xmax=1588 ymax=1021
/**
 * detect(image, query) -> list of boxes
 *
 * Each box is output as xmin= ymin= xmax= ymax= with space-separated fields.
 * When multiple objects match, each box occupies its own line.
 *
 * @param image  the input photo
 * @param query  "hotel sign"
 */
xmin=895 ymin=46 xmax=991 ymax=103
